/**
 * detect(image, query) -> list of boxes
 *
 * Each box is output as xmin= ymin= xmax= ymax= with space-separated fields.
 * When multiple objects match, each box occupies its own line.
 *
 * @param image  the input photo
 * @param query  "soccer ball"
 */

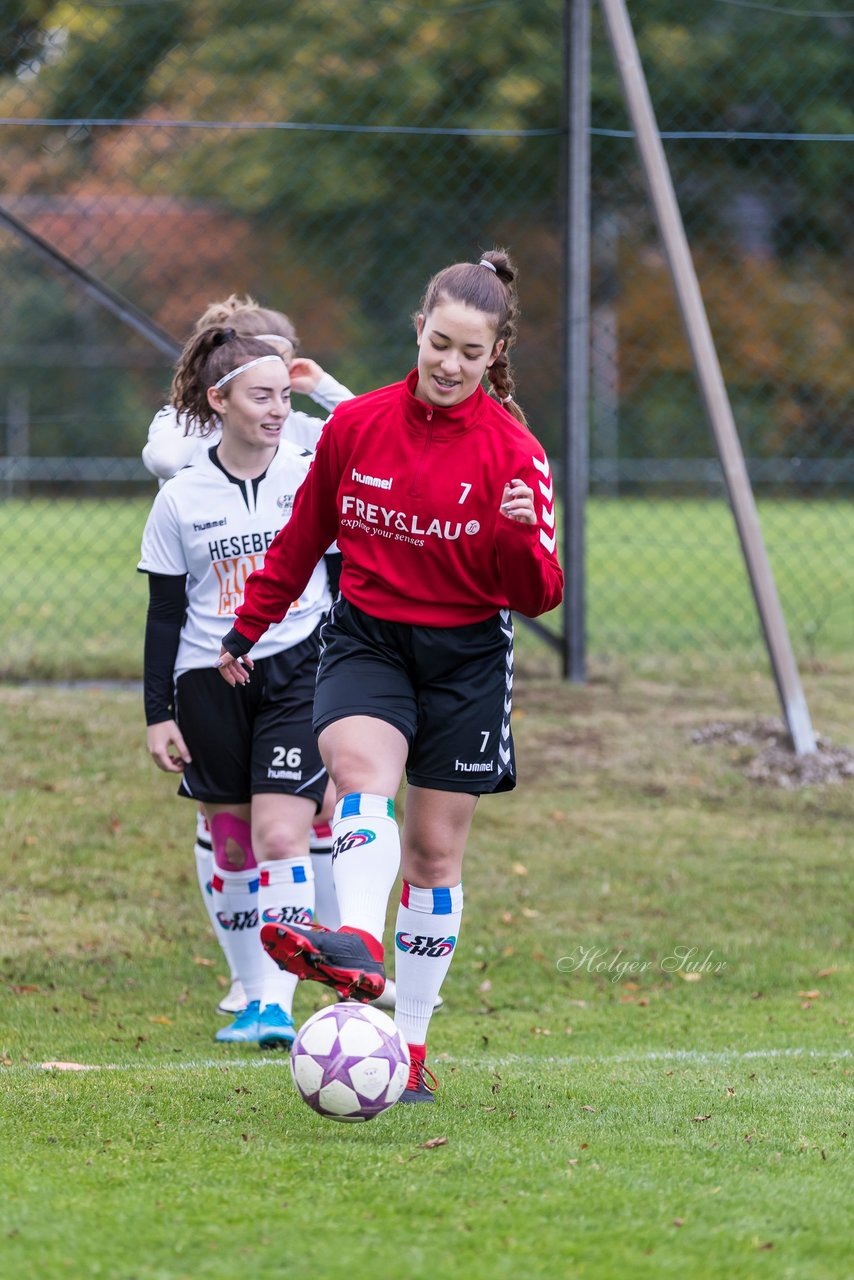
xmin=290 ymin=1002 xmax=410 ymax=1122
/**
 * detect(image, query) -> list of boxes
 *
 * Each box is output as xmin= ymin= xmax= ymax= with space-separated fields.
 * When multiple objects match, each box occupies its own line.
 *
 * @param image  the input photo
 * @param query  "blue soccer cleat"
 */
xmin=257 ymin=1002 xmax=296 ymax=1050
xmin=214 ymin=999 xmax=261 ymax=1043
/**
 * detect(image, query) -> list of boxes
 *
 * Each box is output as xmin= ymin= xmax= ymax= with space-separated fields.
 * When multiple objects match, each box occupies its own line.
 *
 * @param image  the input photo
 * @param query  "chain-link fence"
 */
xmin=1 ymin=1 xmax=851 ymax=679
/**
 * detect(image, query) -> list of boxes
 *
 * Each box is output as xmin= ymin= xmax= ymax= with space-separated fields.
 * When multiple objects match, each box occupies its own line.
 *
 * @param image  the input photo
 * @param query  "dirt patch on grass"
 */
xmin=690 ymin=718 xmax=854 ymax=788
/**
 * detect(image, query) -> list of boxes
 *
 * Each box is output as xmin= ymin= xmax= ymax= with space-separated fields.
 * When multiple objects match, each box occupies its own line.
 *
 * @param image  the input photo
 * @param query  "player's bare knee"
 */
xmin=403 ymin=848 xmax=461 ymax=888
xmin=210 ymin=813 xmax=256 ymax=872
xmin=253 ymin=821 xmax=311 ymax=862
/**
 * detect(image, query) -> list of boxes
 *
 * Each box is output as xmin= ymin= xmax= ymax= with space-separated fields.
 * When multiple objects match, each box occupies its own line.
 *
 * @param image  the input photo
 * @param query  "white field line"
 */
xmin=4 ymin=1046 xmax=851 ymax=1074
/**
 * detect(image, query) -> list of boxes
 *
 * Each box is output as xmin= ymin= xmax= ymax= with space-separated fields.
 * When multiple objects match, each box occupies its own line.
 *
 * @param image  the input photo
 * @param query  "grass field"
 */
xmin=1 ymin=496 xmax=852 ymax=680
xmin=1 ymin=655 xmax=852 ymax=1279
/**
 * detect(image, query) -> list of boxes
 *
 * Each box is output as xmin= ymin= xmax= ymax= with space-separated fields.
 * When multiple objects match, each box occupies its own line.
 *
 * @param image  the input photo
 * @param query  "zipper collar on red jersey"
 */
xmin=400 ymin=367 xmax=487 ymax=439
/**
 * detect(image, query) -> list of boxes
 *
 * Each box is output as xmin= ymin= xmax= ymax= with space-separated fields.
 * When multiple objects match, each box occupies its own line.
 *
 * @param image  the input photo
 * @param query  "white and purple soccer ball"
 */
xmin=290 ymin=1002 xmax=410 ymax=1122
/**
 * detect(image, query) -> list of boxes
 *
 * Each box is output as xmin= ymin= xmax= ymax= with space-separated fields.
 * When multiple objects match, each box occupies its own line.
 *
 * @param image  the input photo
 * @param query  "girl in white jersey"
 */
xmin=139 ymin=327 xmax=333 ymax=1048
xmin=142 ymin=296 xmax=353 ymax=1018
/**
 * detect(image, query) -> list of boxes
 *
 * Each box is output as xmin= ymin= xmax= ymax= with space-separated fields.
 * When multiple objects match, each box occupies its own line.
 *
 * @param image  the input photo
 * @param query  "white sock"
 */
xmin=193 ymin=812 xmax=239 ymax=982
xmin=258 ymin=858 xmax=315 ymax=1013
xmin=310 ymin=822 xmax=340 ymax=929
xmin=393 ymin=881 xmax=463 ymax=1046
xmin=331 ymin=793 xmax=400 ymax=944
xmin=210 ymin=867 xmax=264 ymax=1006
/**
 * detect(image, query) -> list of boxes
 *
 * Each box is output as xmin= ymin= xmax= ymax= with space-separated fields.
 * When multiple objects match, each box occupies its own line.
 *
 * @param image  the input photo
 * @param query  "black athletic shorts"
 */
xmin=175 ymin=625 xmax=327 ymax=808
xmin=313 ymin=598 xmax=516 ymax=795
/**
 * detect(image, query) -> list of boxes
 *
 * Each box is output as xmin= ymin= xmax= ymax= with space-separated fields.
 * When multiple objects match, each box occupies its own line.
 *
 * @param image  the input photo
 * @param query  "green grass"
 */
xmin=0 ymin=496 xmax=852 ymax=679
xmin=1 ymin=662 xmax=852 ymax=1279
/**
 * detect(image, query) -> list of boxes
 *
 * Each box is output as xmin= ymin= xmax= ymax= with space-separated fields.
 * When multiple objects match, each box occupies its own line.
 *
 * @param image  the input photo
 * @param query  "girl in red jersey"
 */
xmin=216 ymin=249 xmax=563 ymax=1102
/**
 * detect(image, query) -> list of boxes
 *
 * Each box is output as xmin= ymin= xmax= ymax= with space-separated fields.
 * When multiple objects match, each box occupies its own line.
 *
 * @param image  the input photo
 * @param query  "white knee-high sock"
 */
xmin=393 ymin=881 xmax=463 ymax=1046
xmin=257 ymin=858 xmax=314 ymax=1013
xmin=193 ymin=812 xmax=239 ymax=981
xmin=210 ymin=867 xmax=264 ymax=1005
xmin=331 ymin=793 xmax=400 ymax=945
xmin=310 ymin=822 xmax=340 ymax=930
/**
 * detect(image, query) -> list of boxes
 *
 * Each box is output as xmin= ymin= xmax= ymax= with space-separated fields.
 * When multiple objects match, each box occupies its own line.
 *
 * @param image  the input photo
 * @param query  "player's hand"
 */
xmin=288 ymin=357 xmax=324 ymax=395
xmin=499 ymin=479 xmax=536 ymax=525
xmin=215 ymin=648 xmax=254 ymax=686
xmin=147 ymin=720 xmax=191 ymax=774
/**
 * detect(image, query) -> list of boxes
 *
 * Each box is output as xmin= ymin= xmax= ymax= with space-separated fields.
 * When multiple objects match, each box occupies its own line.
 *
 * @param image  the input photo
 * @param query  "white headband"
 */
xmin=213 ymin=354 xmax=284 ymax=390
xmin=478 ymin=259 xmax=497 ymax=273
xmin=254 ymin=333 xmax=294 ymax=351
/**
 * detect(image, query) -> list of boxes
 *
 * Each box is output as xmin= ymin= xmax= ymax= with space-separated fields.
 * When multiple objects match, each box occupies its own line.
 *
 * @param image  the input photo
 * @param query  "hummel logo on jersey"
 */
xmin=331 ymin=828 xmax=377 ymax=861
xmin=352 ymin=468 xmax=393 ymax=490
xmin=194 ymin=517 xmax=227 ymax=532
xmin=395 ymin=932 xmax=457 ymax=957
xmin=454 ymin=758 xmax=495 ymax=773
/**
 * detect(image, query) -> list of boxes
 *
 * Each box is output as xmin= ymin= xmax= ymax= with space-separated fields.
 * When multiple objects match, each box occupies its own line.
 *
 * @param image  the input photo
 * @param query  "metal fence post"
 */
xmin=563 ymin=0 xmax=591 ymax=682
xmin=597 ymin=0 xmax=817 ymax=755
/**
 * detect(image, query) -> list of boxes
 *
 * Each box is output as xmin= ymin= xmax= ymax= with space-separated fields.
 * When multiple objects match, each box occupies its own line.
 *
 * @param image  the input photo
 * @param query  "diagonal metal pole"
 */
xmin=0 ymin=201 xmax=181 ymax=359
xmin=597 ymin=0 xmax=816 ymax=755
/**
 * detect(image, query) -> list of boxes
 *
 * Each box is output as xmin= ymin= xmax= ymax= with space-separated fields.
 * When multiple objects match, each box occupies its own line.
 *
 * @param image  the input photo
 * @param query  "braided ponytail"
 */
xmin=417 ymin=247 xmax=528 ymax=426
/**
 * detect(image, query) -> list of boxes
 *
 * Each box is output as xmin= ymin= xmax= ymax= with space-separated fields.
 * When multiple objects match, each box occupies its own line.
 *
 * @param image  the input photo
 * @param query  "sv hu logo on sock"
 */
xmin=331 ymin=828 xmax=376 ymax=861
xmin=395 ymin=932 xmax=456 ymax=957
xmin=261 ymin=906 xmax=314 ymax=925
xmin=216 ymin=909 xmax=259 ymax=932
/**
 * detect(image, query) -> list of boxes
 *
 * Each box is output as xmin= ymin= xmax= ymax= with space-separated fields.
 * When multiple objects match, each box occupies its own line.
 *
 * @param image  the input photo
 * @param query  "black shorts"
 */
xmin=175 ymin=627 xmax=327 ymax=808
xmin=313 ymin=598 xmax=516 ymax=795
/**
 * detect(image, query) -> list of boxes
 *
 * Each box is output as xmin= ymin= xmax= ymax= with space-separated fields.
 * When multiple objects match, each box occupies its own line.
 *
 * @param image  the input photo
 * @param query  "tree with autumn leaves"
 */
xmin=0 ymin=0 xmax=851 ymax=465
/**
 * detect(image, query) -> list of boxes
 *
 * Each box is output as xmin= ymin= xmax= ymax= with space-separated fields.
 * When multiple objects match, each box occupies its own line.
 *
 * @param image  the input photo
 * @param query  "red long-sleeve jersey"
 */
xmin=229 ymin=369 xmax=563 ymax=647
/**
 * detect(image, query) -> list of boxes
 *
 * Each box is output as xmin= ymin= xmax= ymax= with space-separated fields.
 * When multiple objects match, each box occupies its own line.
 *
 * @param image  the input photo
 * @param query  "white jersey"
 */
xmin=141 ymin=371 xmax=353 ymax=481
xmin=138 ymin=442 xmax=332 ymax=678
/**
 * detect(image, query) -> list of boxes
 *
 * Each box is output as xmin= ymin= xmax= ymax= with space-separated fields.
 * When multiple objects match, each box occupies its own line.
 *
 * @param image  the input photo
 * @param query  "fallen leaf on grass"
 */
xmin=420 ymin=1136 xmax=448 ymax=1149
xmin=149 ymin=1015 xmax=174 ymax=1026
xmin=511 ymin=862 xmax=528 ymax=877
xmin=678 ymin=972 xmax=702 ymax=983
xmin=799 ymin=990 xmax=821 ymax=999
xmin=40 ymin=1061 xmax=97 ymax=1071
xmin=521 ymin=907 xmax=540 ymax=919
xmin=193 ymin=956 xmax=215 ymax=968
xmin=672 ymin=1218 xmax=685 ymax=1228
xmin=11 ymin=984 xmax=39 ymax=995
xmin=692 ymin=1114 xmax=712 ymax=1123
xmin=582 ymin=1105 xmax=597 ymax=1113
xmin=478 ymin=980 xmax=492 ymax=994
xmin=755 ymin=1242 xmax=774 ymax=1251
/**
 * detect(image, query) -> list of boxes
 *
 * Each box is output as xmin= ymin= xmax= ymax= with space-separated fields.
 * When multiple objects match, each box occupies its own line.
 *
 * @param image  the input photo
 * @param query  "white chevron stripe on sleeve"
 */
xmin=540 ymin=529 xmax=557 ymax=553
